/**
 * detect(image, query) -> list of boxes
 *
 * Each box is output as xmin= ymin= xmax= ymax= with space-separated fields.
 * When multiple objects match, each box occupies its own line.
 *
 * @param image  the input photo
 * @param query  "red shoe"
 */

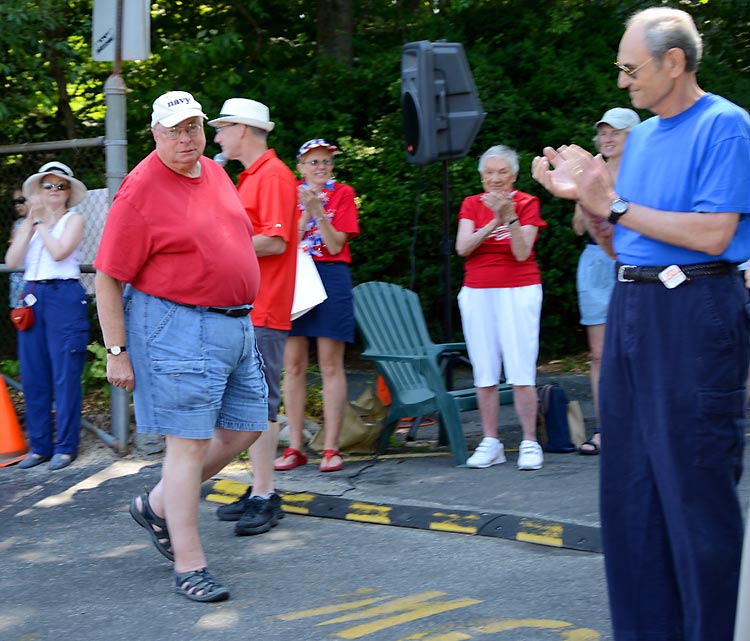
xmin=274 ymin=448 xmax=308 ymax=471
xmin=320 ymin=449 xmax=343 ymax=473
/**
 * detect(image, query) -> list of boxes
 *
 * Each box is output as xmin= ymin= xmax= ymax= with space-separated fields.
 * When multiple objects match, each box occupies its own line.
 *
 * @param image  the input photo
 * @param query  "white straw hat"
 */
xmin=207 ymin=98 xmax=275 ymax=132
xmin=22 ymin=161 xmax=88 ymax=208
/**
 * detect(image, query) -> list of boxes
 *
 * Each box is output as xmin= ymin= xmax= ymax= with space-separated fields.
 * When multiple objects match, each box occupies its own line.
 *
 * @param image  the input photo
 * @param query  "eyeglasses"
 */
xmin=12 ymin=197 xmax=26 ymax=205
xmin=41 ymin=182 xmax=70 ymax=191
xmin=301 ymin=159 xmax=334 ymax=167
xmin=213 ymin=123 xmax=240 ymax=132
xmin=614 ymin=57 xmax=653 ymax=78
xmin=157 ymin=122 xmax=204 ymax=140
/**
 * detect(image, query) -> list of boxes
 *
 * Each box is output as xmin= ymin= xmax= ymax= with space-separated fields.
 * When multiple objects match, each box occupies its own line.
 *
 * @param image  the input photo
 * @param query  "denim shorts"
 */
xmin=123 ymin=287 xmax=268 ymax=439
xmin=576 ymin=244 xmax=615 ymax=326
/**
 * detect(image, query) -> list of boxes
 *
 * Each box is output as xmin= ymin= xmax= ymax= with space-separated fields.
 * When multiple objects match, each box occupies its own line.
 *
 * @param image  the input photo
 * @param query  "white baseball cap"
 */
xmin=151 ymin=91 xmax=207 ymax=128
xmin=594 ymin=107 xmax=641 ymax=131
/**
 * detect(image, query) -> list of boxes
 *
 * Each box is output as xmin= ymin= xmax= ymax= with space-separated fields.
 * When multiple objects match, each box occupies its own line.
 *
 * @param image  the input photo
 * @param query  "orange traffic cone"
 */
xmin=0 ymin=377 xmax=28 ymax=467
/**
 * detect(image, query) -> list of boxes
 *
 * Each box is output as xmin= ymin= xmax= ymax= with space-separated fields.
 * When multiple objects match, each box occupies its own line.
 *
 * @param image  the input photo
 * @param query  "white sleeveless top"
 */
xmin=24 ymin=211 xmax=83 ymax=281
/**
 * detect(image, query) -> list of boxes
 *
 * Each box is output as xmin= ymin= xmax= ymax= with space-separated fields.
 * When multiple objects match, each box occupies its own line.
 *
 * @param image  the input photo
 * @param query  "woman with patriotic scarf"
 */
xmin=275 ymin=139 xmax=360 ymax=473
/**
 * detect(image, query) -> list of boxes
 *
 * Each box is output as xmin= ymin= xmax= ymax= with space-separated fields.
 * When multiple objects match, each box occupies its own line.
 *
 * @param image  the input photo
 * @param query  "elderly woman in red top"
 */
xmin=456 ymin=144 xmax=547 ymax=471
xmin=275 ymin=139 xmax=360 ymax=473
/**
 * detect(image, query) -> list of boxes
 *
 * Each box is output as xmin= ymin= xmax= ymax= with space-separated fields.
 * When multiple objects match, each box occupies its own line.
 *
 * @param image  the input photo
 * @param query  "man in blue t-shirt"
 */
xmin=533 ymin=7 xmax=750 ymax=641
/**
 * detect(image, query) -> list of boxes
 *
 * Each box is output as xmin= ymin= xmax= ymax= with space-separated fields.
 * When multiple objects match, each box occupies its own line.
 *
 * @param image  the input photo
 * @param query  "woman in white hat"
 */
xmin=5 ymin=161 xmax=90 ymax=471
xmin=573 ymin=108 xmax=640 ymax=455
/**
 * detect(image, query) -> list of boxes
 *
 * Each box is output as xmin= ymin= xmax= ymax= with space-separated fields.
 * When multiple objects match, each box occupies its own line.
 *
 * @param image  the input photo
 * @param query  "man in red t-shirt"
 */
xmin=209 ymin=99 xmax=298 ymax=536
xmin=95 ymin=91 xmax=266 ymax=603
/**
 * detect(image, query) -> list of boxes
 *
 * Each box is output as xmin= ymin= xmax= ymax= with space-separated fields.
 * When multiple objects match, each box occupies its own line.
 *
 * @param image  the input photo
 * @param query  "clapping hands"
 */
xmin=532 ymin=145 xmax=614 ymax=217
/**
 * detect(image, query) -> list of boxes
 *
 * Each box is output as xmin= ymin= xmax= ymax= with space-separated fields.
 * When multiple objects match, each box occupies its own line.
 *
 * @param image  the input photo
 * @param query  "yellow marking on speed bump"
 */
xmin=429 ymin=512 xmax=481 ymax=535
xmin=206 ymin=478 xmax=249 ymax=504
xmin=334 ymin=598 xmax=482 ymax=639
xmin=346 ymin=502 xmax=392 ymax=525
xmin=272 ymin=595 xmax=394 ymax=621
xmin=516 ymin=519 xmax=564 ymax=547
xmin=417 ymin=634 xmax=471 ymax=641
xmin=278 ymin=492 xmax=316 ymax=515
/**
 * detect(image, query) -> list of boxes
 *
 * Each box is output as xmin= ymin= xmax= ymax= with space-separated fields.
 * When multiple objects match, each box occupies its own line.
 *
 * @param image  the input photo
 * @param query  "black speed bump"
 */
xmin=205 ymin=478 xmax=601 ymax=554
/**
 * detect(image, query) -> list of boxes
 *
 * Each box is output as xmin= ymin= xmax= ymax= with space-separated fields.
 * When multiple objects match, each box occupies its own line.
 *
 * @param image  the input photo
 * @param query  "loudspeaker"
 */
xmin=401 ymin=40 xmax=486 ymax=165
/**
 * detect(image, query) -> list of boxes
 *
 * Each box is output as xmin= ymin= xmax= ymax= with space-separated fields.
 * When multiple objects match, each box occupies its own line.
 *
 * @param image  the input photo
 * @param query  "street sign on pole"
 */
xmin=93 ymin=0 xmax=150 ymax=61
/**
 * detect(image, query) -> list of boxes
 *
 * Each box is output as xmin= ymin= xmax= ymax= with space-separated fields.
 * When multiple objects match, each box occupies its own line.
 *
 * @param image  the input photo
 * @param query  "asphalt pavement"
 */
xmin=1 ymin=368 xmax=749 ymax=641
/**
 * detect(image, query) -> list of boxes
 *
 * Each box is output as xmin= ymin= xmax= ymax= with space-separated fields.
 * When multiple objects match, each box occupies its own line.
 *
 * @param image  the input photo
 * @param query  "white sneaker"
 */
xmin=517 ymin=440 xmax=543 ymax=470
xmin=466 ymin=437 xmax=506 ymax=468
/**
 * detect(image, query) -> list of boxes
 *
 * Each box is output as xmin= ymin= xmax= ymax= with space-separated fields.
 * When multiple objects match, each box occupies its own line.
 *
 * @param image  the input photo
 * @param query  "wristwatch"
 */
xmin=608 ymin=198 xmax=629 ymax=224
xmin=106 ymin=345 xmax=127 ymax=356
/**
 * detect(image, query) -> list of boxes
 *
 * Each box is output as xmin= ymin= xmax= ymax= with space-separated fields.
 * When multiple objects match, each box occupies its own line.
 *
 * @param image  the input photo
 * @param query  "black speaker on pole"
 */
xmin=401 ymin=40 xmax=486 ymax=166
xmin=401 ymin=40 xmax=486 ymax=352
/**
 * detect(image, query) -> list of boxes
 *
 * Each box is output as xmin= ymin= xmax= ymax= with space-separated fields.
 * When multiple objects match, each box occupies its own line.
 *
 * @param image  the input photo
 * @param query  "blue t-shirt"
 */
xmin=615 ymin=93 xmax=750 ymax=265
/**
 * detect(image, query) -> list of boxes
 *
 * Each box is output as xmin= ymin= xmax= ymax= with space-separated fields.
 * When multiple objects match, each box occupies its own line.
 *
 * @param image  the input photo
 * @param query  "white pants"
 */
xmin=457 ymin=285 xmax=542 ymax=387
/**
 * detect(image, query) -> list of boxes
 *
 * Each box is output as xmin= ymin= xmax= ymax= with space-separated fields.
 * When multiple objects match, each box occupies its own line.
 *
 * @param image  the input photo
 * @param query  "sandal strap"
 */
xmin=322 ymin=449 xmax=341 ymax=459
xmin=175 ymin=567 xmax=225 ymax=597
xmin=282 ymin=447 xmax=304 ymax=459
xmin=142 ymin=493 xmax=168 ymax=530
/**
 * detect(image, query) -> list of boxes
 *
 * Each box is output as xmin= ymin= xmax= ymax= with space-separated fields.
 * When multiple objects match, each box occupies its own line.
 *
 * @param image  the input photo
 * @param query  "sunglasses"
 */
xmin=12 ymin=197 xmax=26 ymax=205
xmin=41 ymin=182 xmax=70 ymax=191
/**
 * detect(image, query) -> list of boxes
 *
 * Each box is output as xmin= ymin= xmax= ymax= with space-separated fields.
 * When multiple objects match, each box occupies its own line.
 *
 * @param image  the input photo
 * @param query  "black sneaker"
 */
xmin=234 ymin=493 xmax=284 ymax=536
xmin=216 ymin=488 xmax=252 ymax=522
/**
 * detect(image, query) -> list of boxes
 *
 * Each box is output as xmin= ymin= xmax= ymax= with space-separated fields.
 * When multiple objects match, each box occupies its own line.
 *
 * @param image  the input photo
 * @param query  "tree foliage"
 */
xmin=2 ymin=0 xmax=749 ymax=357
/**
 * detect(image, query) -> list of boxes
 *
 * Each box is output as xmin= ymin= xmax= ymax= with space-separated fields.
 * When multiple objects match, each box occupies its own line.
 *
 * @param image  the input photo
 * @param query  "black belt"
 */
xmin=616 ymin=261 xmax=737 ymax=283
xmin=30 ymin=279 xmax=79 ymax=284
xmin=180 ymin=304 xmax=253 ymax=318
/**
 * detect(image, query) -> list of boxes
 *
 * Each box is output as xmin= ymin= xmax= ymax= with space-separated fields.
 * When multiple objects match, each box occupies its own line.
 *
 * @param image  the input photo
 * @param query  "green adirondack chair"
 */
xmin=352 ymin=281 xmax=513 ymax=466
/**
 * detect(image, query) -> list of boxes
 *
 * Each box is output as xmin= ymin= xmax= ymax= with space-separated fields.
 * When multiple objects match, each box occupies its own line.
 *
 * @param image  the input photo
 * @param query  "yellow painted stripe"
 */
xmin=281 ymin=492 xmax=316 ymax=503
xmin=272 ymin=596 xmax=393 ymax=621
xmin=516 ymin=519 xmax=564 ymax=547
xmin=418 ymin=634 xmax=472 ymax=641
xmin=321 ymin=592 xmax=448 ymax=624
xmin=472 ymin=620 xmax=600 ymax=640
xmin=346 ymin=502 xmax=392 ymax=525
xmin=471 ymin=618 xmax=574 ymax=633
xmin=211 ymin=478 xmax=249 ymax=496
xmin=564 ymin=628 xmax=602 ymax=641
xmin=279 ymin=492 xmax=315 ymax=515
xmin=429 ymin=522 xmax=477 ymax=535
xmin=516 ymin=532 xmax=563 ymax=546
xmin=334 ymin=598 xmax=481 ymax=639
xmin=428 ymin=512 xmax=480 ymax=535
xmin=281 ymin=506 xmax=310 ymax=515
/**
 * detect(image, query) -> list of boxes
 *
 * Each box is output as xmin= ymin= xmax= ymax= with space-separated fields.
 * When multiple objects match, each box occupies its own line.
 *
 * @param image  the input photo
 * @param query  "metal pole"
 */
xmin=103 ymin=0 xmax=130 ymax=453
xmin=441 ymin=159 xmax=452 ymax=342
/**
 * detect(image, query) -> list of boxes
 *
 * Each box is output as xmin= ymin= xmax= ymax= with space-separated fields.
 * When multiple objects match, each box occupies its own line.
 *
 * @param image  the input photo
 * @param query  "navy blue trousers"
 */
xmin=18 ymin=280 xmax=89 ymax=458
xmin=599 ymin=272 xmax=748 ymax=641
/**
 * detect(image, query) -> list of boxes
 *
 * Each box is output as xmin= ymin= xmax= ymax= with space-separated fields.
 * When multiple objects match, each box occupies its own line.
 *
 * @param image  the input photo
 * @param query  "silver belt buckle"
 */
xmin=617 ymin=264 xmax=636 ymax=282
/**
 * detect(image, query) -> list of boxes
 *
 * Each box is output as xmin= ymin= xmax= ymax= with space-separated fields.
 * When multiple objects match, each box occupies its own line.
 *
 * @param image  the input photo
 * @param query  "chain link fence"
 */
xmin=0 ymin=138 xmax=107 ymax=359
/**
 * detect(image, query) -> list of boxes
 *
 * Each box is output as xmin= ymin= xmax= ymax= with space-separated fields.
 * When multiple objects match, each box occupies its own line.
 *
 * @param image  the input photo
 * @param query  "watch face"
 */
xmin=611 ymin=199 xmax=628 ymax=214
xmin=109 ymin=346 xmax=122 ymax=355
